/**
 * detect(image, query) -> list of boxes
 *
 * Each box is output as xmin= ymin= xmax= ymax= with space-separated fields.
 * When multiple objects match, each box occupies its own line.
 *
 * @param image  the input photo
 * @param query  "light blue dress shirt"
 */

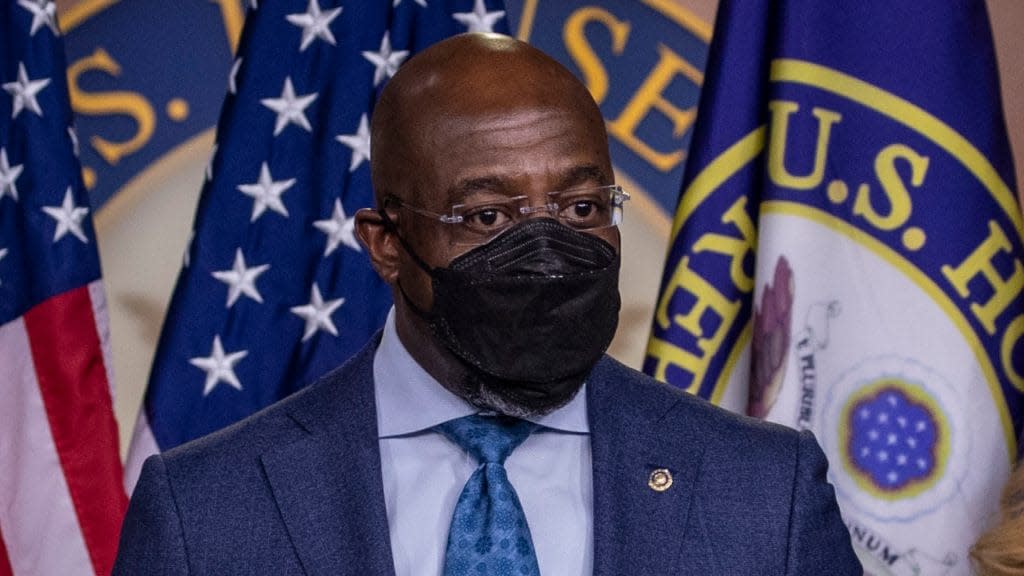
xmin=374 ymin=310 xmax=594 ymax=576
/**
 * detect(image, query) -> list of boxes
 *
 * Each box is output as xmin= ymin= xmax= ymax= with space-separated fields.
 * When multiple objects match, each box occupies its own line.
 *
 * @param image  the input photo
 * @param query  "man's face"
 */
xmin=355 ymin=34 xmax=622 ymax=416
xmin=390 ymin=99 xmax=619 ymax=310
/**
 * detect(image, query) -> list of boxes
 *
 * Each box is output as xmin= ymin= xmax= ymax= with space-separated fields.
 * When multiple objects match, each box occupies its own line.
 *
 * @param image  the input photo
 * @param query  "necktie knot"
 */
xmin=436 ymin=414 xmax=537 ymax=464
xmin=437 ymin=414 xmax=542 ymax=576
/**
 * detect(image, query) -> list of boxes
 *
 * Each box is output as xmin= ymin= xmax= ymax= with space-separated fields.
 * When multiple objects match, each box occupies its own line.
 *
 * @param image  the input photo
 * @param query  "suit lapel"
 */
xmin=256 ymin=345 xmax=710 ymax=575
xmin=260 ymin=342 xmax=396 ymax=576
xmin=588 ymin=357 xmax=709 ymax=576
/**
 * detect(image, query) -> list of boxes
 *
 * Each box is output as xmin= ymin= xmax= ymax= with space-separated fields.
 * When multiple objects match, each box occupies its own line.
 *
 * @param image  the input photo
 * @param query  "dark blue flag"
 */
xmin=646 ymin=0 xmax=1024 ymax=572
xmin=126 ymin=0 xmax=511 ymax=489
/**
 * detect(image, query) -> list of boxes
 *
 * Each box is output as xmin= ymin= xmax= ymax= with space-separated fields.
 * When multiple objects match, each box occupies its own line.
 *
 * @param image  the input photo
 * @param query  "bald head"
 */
xmin=369 ymin=33 xmax=609 ymax=204
xmin=357 ymin=31 xmax=617 ymax=308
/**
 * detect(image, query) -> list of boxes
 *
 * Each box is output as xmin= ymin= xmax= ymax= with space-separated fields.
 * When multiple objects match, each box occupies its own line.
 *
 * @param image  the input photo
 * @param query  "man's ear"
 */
xmin=355 ymin=207 xmax=400 ymax=284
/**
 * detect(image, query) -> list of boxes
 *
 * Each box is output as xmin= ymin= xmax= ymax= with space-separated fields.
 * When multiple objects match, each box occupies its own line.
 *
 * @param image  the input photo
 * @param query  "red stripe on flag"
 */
xmin=24 ymin=285 xmax=127 ymax=576
xmin=0 ymin=524 xmax=13 ymax=576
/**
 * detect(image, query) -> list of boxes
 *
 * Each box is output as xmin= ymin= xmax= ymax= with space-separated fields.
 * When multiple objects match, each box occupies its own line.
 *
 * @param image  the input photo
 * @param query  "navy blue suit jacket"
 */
xmin=114 ymin=339 xmax=861 ymax=575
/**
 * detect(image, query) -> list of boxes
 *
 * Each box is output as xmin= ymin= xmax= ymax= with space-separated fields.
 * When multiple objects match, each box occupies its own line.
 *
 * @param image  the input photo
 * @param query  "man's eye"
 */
xmin=561 ymin=200 xmax=602 ymax=223
xmin=571 ymin=201 xmax=595 ymax=219
xmin=465 ymin=208 xmax=512 ymax=228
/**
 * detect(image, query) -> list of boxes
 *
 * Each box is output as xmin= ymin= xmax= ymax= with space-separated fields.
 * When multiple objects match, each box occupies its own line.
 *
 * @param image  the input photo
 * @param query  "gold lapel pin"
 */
xmin=648 ymin=468 xmax=673 ymax=492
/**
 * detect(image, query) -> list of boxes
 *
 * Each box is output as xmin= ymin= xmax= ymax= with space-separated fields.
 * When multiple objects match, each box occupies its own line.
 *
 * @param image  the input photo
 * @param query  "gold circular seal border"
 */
xmin=771 ymin=59 xmax=1024 ymax=244
xmin=672 ymin=58 xmax=1020 ymax=460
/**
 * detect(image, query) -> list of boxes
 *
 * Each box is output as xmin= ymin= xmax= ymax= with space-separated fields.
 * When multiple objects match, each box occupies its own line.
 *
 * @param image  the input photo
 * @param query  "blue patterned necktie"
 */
xmin=436 ymin=414 xmax=542 ymax=576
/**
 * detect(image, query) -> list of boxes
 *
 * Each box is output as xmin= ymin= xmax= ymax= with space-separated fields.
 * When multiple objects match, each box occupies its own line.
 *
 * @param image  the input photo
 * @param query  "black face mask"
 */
xmin=392 ymin=217 xmax=621 ymax=414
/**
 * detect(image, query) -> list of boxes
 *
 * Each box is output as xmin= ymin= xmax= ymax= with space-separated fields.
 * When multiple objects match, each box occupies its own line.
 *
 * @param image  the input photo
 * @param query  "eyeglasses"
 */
xmin=384 ymin=185 xmax=630 ymax=245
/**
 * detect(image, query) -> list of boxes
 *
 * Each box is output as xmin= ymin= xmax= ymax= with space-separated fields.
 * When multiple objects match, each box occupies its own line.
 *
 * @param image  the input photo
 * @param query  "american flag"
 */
xmin=126 ymin=0 xmax=511 ymax=490
xmin=0 ymin=0 xmax=127 ymax=574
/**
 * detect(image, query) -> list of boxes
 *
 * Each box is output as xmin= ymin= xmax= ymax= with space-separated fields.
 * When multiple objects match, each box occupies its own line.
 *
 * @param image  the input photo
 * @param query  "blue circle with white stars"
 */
xmin=843 ymin=379 xmax=946 ymax=499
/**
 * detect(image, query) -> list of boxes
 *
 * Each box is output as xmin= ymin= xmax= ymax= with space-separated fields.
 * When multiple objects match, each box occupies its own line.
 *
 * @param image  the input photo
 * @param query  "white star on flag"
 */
xmin=452 ymin=0 xmax=505 ymax=33
xmin=17 ymin=0 xmax=59 ymax=37
xmin=2 ymin=62 xmax=50 ymax=119
xmin=335 ymin=114 xmax=371 ymax=172
xmin=0 ymin=148 xmax=24 ymax=202
xmin=189 ymin=335 xmax=248 ymax=396
xmin=362 ymin=31 xmax=409 ymax=87
xmin=261 ymin=76 xmax=318 ymax=136
xmin=228 ymin=58 xmax=243 ymax=94
xmin=291 ymin=283 xmax=345 ymax=341
xmin=286 ymin=0 xmax=343 ymax=52
xmin=314 ymin=199 xmax=361 ymax=256
xmin=0 ymin=248 xmax=7 ymax=286
xmin=237 ymin=162 xmax=295 ymax=222
xmin=212 ymin=248 xmax=271 ymax=308
xmin=42 ymin=187 xmax=89 ymax=243
xmin=393 ymin=0 xmax=427 ymax=6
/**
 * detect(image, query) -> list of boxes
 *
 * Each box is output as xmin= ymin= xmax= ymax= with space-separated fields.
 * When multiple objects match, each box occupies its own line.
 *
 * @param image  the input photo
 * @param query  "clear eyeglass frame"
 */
xmin=384 ymin=184 xmax=630 ymax=245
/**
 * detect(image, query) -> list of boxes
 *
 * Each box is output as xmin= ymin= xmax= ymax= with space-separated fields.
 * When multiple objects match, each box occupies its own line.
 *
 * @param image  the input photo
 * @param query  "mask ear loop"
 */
xmin=377 ymin=206 xmax=438 ymax=275
xmin=377 ymin=206 xmax=437 ymax=321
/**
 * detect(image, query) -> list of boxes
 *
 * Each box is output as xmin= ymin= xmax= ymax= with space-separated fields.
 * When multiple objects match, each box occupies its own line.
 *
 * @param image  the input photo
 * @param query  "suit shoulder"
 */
xmin=160 ymin=342 xmax=375 ymax=471
xmin=160 ymin=386 xmax=306 ymax=467
xmin=595 ymin=356 xmax=803 ymax=457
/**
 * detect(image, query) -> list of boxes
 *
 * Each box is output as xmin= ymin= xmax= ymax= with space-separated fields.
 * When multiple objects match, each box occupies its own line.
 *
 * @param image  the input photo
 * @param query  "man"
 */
xmin=115 ymin=33 xmax=861 ymax=575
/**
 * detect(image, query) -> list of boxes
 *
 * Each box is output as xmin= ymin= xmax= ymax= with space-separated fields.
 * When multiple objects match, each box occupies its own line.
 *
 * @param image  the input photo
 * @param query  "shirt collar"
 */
xmin=373 ymin=308 xmax=590 ymax=438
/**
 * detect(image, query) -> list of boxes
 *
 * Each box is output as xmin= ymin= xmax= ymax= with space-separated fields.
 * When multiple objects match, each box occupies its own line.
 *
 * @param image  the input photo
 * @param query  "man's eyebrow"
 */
xmin=558 ymin=165 xmax=610 ymax=189
xmin=443 ymin=165 xmax=610 ymax=203
xmin=445 ymin=177 xmax=509 ymax=203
